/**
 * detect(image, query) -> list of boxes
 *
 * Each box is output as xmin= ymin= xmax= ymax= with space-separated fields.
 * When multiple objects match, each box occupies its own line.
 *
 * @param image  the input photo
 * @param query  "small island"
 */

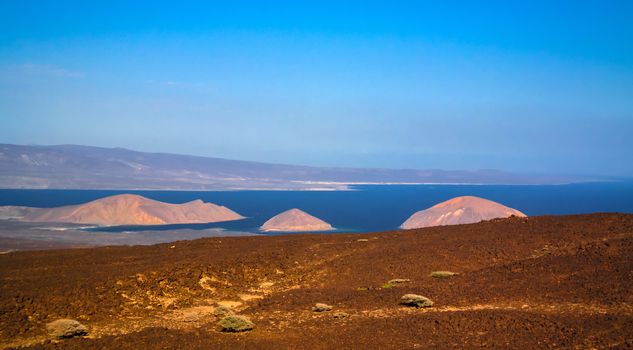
xmin=2 ymin=194 xmax=244 ymax=226
xmin=260 ymin=208 xmax=334 ymax=232
xmin=401 ymin=196 xmax=526 ymax=229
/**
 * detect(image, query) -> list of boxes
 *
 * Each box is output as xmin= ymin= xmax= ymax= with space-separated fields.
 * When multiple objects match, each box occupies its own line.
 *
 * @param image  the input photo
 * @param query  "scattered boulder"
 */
xmin=400 ymin=294 xmax=434 ymax=308
xmin=213 ymin=305 xmax=235 ymax=317
xmin=332 ymin=311 xmax=349 ymax=319
xmin=430 ymin=271 xmax=458 ymax=279
xmin=45 ymin=319 xmax=88 ymax=339
xmin=312 ymin=303 xmax=333 ymax=312
xmin=217 ymin=315 xmax=254 ymax=332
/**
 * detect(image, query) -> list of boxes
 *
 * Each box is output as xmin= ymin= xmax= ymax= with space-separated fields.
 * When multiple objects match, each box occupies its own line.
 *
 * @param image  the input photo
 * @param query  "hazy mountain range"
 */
xmin=0 ymin=144 xmax=602 ymax=190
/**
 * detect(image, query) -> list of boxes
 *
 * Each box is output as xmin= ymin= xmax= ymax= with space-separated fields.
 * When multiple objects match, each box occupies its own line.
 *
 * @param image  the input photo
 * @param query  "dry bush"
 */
xmin=430 ymin=271 xmax=457 ymax=279
xmin=217 ymin=315 xmax=254 ymax=332
xmin=400 ymin=294 xmax=434 ymax=308
xmin=312 ymin=303 xmax=333 ymax=312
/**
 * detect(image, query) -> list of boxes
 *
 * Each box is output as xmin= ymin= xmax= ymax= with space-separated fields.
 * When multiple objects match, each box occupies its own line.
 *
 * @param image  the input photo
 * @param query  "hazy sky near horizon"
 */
xmin=1 ymin=1 xmax=632 ymax=176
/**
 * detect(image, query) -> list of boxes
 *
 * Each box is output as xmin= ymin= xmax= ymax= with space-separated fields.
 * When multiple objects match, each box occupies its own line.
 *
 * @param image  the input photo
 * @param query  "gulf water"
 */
xmin=1 ymin=182 xmax=632 ymax=234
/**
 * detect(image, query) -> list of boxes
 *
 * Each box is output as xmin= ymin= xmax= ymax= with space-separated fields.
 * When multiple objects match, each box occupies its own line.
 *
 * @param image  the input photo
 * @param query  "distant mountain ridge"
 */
xmin=0 ymin=144 xmax=598 ymax=190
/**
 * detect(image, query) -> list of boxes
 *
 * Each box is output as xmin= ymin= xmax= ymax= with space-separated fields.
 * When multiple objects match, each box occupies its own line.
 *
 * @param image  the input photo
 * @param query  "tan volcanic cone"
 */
xmin=401 ymin=196 xmax=526 ymax=229
xmin=22 ymin=194 xmax=244 ymax=226
xmin=260 ymin=208 xmax=334 ymax=232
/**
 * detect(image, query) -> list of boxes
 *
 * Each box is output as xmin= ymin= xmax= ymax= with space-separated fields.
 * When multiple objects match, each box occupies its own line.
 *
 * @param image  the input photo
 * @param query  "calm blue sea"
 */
xmin=1 ymin=182 xmax=632 ymax=234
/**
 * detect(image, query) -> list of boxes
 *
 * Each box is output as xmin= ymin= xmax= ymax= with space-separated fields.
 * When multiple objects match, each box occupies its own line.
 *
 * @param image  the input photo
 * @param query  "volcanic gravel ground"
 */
xmin=1 ymin=213 xmax=632 ymax=349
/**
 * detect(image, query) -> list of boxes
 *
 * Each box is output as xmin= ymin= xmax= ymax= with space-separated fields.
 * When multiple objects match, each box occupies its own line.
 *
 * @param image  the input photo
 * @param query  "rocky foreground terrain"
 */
xmin=1 ymin=213 xmax=632 ymax=349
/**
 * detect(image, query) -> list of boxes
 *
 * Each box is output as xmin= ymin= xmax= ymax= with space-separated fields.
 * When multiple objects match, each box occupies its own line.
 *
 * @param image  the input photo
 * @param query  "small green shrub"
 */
xmin=430 ymin=271 xmax=457 ymax=279
xmin=388 ymin=278 xmax=410 ymax=285
xmin=381 ymin=278 xmax=410 ymax=289
xmin=217 ymin=315 xmax=254 ymax=332
xmin=400 ymin=294 xmax=434 ymax=308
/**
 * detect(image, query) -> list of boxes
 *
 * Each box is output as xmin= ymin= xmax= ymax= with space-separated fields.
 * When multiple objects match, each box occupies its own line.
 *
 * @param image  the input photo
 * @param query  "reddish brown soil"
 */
xmin=1 ymin=213 xmax=632 ymax=349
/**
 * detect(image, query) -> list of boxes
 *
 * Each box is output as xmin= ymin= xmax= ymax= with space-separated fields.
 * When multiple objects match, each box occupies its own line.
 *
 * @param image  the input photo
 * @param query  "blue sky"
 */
xmin=1 ymin=1 xmax=632 ymax=175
